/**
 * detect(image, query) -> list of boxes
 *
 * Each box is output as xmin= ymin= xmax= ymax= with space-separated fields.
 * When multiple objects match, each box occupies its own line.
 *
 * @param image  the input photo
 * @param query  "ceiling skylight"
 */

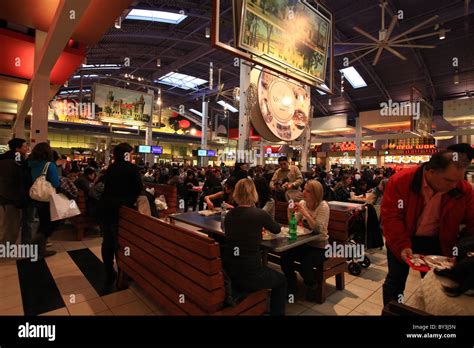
xmin=126 ymin=9 xmax=187 ymax=24
xmin=217 ymin=100 xmax=238 ymax=113
xmin=190 ymin=108 xmax=203 ymax=117
xmin=317 ymin=83 xmax=329 ymax=95
xmin=339 ymin=67 xmax=367 ymax=89
xmin=156 ymin=72 xmax=207 ymax=90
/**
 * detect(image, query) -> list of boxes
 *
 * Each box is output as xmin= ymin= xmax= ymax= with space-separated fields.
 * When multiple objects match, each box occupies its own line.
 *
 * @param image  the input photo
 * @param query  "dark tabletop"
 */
xmin=169 ymin=211 xmax=320 ymax=253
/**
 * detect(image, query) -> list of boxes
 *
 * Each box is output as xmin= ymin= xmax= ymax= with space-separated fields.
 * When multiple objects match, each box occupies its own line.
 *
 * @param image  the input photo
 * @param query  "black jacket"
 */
xmin=100 ymin=160 xmax=143 ymax=220
xmin=0 ymin=151 xmax=30 ymax=207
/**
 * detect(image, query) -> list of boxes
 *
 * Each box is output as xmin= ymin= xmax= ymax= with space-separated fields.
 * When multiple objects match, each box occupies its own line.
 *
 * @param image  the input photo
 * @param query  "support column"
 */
xmin=14 ymin=102 xmax=25 ymax=138
xmin=144 ymin=89 xmax=154 ymax=165
xmin=355 ymin=116 xmax=362 ymax=171
xmin=201 ymin=96 xmax=209 ymax=167
xmin=300 ymin=124 xmax=311 ymax=172
xmin=237 ymin=59 xmax=251 ymax=155
xmin=30 ymin=73 xmax=50 ymax=145
xmin=104 ymin=137 xmax=111 ymax=166
xmin=259 ymin=141 xmax=264 ymax=166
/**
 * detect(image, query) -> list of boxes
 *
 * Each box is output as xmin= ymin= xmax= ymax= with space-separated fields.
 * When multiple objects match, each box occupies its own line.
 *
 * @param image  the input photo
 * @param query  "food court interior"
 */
xmin=0 ymin=0 xmax=473 ymax=319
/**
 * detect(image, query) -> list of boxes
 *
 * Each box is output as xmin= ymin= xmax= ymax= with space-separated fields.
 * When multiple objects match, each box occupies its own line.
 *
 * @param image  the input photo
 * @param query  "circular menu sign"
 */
xmin=251 ymin=69 xmax=311 ymax=142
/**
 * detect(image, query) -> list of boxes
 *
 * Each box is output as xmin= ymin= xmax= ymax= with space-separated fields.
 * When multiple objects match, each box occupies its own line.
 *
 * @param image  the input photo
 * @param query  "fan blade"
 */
xmin=335 ymin=45 xmax=377 ymax=56
xmin=385 ymin=15 xmax=398 ymax=40
xmin=385 ymin=46 xmax=407 ymax=60
xmin=353 ymin=26 xmax=380 ymax=43
xmin=335 ymin=42 xmax=376 ymax=46
xmin=372 ymin=46 xmax=384 ymax=65
xmin=390 ymin=15 xmax=439 ymax=42
xmin=349 ymin=47 xmax=379 ymax=65
xmin=391 ymin=29 xmax=451 ymax=44
xmin=391 ymin=44 xmax=436 ymax=48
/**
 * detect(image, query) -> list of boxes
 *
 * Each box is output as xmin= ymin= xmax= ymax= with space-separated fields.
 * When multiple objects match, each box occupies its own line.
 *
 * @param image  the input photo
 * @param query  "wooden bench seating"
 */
xmin=117 ymin=206 xmax=268 ymax=315
xmin=273 ymin=201 xmax=350 ymax=303
xmin=71 ymin=189 xmax=98 ymax=241
xmin=143 ymin=183 xmax=178 ymax=217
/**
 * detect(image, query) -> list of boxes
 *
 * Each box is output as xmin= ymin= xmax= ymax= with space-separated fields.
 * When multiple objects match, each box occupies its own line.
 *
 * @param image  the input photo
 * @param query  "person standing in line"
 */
xmin=0 ymin=138 xmax=30 ymax=245
xmin=99 ymin=143 xmax=143 ymax=283
xmin=381 ymin=150 xmax=474 ymax=305
xmin=29 ymin=142 xmax=60 ymax=259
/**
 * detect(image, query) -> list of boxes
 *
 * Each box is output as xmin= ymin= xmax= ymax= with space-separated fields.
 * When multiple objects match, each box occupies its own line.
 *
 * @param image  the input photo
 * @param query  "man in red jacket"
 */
xmin=381 ymin=149 xmax=474 ymax=305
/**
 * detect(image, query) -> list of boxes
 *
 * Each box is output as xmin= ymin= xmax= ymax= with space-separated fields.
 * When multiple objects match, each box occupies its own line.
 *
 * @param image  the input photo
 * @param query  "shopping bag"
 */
xmin=50 ymin=192 xmax=81 ymax=221
xmin=30 ymin=162 xmax=55 ymax=202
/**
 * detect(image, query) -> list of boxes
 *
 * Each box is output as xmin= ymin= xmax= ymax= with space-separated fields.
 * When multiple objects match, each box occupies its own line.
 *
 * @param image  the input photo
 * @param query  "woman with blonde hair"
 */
xmin=222 ymin=178 xmax=286 ymax=315
xmin=281 ymin=179 xmax=330 ymax=301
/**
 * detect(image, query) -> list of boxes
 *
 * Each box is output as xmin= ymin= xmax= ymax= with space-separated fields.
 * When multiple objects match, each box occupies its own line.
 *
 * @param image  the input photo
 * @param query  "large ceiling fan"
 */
xmin=335 ymin=0 xmax=449 ymax=66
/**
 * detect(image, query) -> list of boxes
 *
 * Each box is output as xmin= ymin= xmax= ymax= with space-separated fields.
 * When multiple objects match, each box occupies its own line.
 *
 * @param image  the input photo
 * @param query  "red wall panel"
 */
xmin=0 ymin=28 xmax=85 ymax=85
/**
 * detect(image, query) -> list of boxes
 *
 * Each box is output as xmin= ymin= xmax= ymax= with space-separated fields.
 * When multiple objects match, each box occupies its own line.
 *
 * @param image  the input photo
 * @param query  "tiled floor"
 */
xmin=0 ymin=228 xmax=421 ymax=316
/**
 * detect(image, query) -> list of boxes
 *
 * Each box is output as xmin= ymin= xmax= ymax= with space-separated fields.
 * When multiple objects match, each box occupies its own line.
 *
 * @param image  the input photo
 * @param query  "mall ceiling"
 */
xmin=2 ymin=0 xmax=474 ymax=130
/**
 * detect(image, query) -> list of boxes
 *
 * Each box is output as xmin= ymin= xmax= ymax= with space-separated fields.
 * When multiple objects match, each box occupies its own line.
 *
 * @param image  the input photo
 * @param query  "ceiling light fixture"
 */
xmin=439 ymin=29 xmax=446 ymax=40
xmin=156 ymin=58 xmax=161 ymax=67
xmin=114 ymin=17 xmax=122 ymax=29
xmin=454 ymin=71 xmax=460 ymax=85
xmin=205 ymin=27 xmax=211 ymax=39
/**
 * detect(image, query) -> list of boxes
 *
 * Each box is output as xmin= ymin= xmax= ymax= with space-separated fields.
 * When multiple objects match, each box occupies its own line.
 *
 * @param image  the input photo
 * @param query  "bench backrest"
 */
xmin=117 ymin=207 xmax=225 ymax=315
xmin=274 ymin=201 xmax=350 ymax=242
xmin=143 ymin=183 xmax=178 ymax=215
xmin=76 ymin=189 xmax=86 ymax=215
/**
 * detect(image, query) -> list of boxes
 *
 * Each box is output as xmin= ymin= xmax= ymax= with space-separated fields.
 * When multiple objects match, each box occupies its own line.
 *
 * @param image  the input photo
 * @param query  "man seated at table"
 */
xmin=203 ymin=176 xmax=238 ymax=209
xmin=270 ymin=157 xmax=304 ymax=202
xmin=280 ymin=180 xmax=330 ymax=301
xmin=222 ymin=178 xmax=286 ymax=315
xmin=381 ymin=150 xmax=474 ymax=306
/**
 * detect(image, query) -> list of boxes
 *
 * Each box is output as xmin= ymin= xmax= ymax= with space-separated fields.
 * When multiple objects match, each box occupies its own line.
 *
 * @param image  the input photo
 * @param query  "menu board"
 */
xmin=237 ymin=0 xmax=330 ymax=86
xmin=250 ymin=68 xmax=311 ymax=142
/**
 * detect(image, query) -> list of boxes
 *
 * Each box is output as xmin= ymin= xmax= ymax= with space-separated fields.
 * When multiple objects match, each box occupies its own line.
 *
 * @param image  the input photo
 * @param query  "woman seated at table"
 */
xmin=333 ymin=174 xmax=352 ymax=202
xmin=204 ymin=176 xmax=238 ymax=209
xmin=280 ymin=180 xmax=330 ymax=301
xmin=222 ymin=178 xmax=286 ymax=315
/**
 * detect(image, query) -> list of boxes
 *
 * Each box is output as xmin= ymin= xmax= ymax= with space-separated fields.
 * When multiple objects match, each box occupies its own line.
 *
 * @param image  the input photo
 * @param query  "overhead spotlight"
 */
xmin=156 ymin=58 xmax=161 ymax=67
xmin=126 ymin=82 xmax=130 ymax=86
xmin=124 ymin=73 xmax=128 ymax=78
xmin=453 ymin=71 xmax=459 ymax=85
xmin=114 ymin=17 xmax=122 ymax=29
xmin=439 ymin=29 xmax=446 ymax=40
xmin=130 ymin=74 xmax=134 ymax=79
xmin=205 ymin=27 xmax=210 ymax=39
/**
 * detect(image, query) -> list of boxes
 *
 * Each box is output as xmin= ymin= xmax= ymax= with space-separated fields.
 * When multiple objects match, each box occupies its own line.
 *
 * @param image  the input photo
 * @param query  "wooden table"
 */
xmin=169 ymin=211 xmax=320 ymax=253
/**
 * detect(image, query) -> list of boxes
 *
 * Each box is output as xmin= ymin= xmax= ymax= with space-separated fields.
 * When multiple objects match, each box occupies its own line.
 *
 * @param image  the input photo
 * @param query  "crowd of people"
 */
xmin=1 ymin=138 xmax=473 ymax=316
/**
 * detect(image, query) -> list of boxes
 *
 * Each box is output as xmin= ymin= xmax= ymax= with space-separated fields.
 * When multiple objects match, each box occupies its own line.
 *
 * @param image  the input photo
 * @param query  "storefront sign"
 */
xmin=394 ymin=144 xmax=436 ymax=150
xmin=330 ymin=142 xmax=374 ymax=152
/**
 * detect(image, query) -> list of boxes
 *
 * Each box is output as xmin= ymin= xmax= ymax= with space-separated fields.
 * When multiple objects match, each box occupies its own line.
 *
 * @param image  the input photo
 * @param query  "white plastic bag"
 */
xmin=155 ymin=194 xmax=168 ymax=211
xmin=50 ymin=192 xmax=81 ymax=221
xmin=30 ymin=162 xmax=55 ymax=202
